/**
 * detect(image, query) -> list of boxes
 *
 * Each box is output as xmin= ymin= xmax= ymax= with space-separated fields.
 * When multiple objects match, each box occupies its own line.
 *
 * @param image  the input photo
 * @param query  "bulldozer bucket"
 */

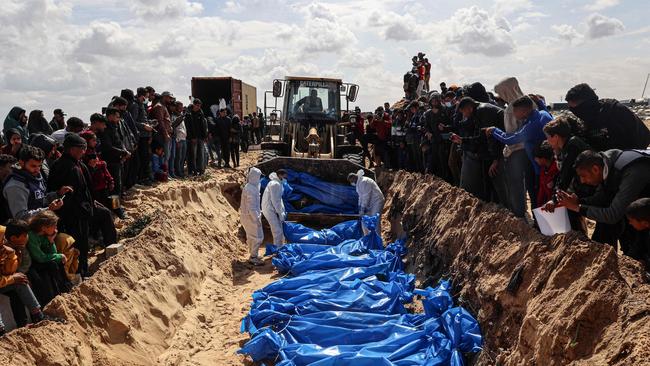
xmin=255 ymin=157 xmax=373 ymax=184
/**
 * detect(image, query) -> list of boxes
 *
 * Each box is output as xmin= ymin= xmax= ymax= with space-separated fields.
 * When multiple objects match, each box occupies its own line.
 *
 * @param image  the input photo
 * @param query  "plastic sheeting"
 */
xmin=282 ymin=219 xmax=363 ymax=246
xmin=239 ymin=215 xmax=483 ymax=365
xmin=261 ymin=169 xmax=359 ymax=214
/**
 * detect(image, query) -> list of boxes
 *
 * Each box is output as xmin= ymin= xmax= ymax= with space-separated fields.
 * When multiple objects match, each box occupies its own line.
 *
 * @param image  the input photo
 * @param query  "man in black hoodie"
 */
xmin=47 ymin=134 xmax=94 ymax=277
xmin=211 ymin=108 xmax=232 ymax=168
xmin=565 ymin=83 xmax=650 ymax=150
xmin=185 ymin=98 xmax=208 ymax=175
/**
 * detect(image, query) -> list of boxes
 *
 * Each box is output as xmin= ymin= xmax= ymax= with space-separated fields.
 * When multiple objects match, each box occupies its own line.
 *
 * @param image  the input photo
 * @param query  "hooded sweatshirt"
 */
xmin=3 ymin=107 xmax=28 ymax=144
xmin=240 ymin=168 xmax=262 ymax=219
xmin=494 ymin=77 xmax=526 ymax=157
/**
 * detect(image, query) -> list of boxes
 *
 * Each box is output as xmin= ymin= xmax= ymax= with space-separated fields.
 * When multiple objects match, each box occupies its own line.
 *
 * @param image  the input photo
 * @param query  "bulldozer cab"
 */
xmin=264 ymin=77 xmax=360 ymax=159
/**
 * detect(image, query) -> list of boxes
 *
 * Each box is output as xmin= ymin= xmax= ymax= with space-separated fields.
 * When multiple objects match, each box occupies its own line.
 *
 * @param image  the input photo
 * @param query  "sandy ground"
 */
xmin=0 ymin=151 xmax=278 ymax=365
xmin=380 ymin=170 xmax=650 ymax=366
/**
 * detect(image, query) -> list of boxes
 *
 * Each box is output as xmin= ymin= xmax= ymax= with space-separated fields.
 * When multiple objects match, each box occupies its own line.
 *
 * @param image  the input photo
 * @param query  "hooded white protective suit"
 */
xmin=353 ymin=170 xmax=385 ymax=235
xmin=262 ymin=172 xmax=286 ymax=245
xmin=240 ymin=168 xmax=264 ymax=259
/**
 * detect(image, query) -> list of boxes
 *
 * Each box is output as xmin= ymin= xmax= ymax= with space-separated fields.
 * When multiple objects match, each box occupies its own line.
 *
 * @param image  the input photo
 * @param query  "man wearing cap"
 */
xmin=151 ymin=92 xmax=174 ymax=171
xmin=49 ymin=109 xmax=66 ymax=132
xmin=185 ymin=98 xmax=208 ymax=175
xmin=48 ymin=134 xmax=95 ymax=277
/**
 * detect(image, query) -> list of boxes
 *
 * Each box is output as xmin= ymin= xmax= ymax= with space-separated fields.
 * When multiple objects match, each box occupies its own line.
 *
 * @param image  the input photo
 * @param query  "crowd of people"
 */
xmin=0 ymin=87 xmax=262 ymax=334
xmin=346 ymin=76 xmax=650 ymax=273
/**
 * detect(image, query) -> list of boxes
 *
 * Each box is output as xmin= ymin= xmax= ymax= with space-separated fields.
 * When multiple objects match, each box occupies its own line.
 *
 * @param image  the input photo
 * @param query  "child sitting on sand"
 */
xmin=0 ymin=220 xmax=52 ymax=334
xmin=26 ymin=211 xmax=72 ymax=305
xmin=152 ymin=144 xmax=168 ymax=182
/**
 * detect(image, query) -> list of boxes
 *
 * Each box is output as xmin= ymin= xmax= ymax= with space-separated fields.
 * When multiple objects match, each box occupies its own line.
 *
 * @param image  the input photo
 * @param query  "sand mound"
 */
xmin=379 ymin=170 xmax=650 ymax=366
xmin=0 ymin=158 xmax=275 ymax=365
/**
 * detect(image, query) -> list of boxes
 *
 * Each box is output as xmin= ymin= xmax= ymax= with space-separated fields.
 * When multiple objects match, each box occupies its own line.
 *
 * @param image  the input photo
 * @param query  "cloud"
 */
xmin=585 ymin=13 xmax=624 ymax=39
xmin=223 ymin=1 xmax=244 ymax=14
xmin=493 ymin=0 xmax=532 ymax=16
xmin=129 ymin=0 xmax=203 ymax=19
xmin=551 ymin=24 xmax=582 ymax=42
xmin=443 ymin=6 xmax=516 ymax=57
xmin=281 ymin=1 xmax=357 ymax=54
xmin=584 ymin=0 xmax=620 ymax=11
xmin=368 ymin=11 xmax=420 ymax=41
xmin=73 ymin=21 xmax=145 ymax=63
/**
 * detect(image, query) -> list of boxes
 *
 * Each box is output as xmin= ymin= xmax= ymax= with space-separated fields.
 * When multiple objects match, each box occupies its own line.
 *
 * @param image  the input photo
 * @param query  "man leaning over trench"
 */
xmin=348 ymin=170 xmax=385 ymax=235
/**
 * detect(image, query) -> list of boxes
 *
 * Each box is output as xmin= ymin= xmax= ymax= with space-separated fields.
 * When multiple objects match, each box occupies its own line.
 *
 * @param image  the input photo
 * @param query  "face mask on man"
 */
xmin=445 ymin=102 xmax=453 ymax=108
xmin=350 ymin=182 xmax=356 ymax=187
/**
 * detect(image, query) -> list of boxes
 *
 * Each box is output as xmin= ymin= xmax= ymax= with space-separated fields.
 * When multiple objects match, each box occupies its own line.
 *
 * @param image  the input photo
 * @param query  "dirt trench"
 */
xmin=379 ymin=170 xmax=650 ymax=366
xmin=0 ymin=157 xmax=277 ymax=365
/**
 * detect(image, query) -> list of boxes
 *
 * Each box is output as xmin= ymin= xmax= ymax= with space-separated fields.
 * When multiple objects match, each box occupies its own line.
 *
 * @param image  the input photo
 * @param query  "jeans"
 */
xmin=196 ymin=140 xmax=206 ymax=173
xmin=175 ymin=140 xmax=187 ymax=177
xmin=0 ymin=283 xmax=41 ymax=329
xmin=164 ymin=138 xmax=174 ymax=176
xmin=230 ymin=141 xmax=240 ymax=167
xmin=503 ymin=150 xmax=529 ymax=218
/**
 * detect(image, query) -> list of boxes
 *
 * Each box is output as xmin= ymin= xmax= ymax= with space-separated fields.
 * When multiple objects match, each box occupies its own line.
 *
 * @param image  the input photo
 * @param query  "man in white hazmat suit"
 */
xmin=240 ymin=167 xmax=264 ymax=266
xmin=348 ymin=170 xmax=385 ymax=235
xmin=262 ymin=169 xmax=288 ymax=246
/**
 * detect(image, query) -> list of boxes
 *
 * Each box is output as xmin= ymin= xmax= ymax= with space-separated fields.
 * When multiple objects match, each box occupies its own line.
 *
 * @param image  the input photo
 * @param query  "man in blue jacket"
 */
xmin=486 ymin=96 xmax=552 ymax=215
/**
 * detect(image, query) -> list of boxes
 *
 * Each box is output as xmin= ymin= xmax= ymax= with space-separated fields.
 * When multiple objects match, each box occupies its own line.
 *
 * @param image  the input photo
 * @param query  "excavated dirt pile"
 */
xmin=380 ymin=170 xmax=650 ymax=366
xmin=0 ymin=161 xmax=270 ymax=365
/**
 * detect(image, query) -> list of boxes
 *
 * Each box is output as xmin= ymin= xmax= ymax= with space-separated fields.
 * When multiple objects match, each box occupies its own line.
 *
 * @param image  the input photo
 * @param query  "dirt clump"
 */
xmin=0 ymin=154 xmax=277 ymax=365
xmin=379 ymin=170 xmax=650 ymax=366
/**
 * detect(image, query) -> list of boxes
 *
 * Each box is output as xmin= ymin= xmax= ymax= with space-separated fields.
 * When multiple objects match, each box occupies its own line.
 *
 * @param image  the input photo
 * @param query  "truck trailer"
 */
xmin=190 ymin=77 xmax=257 ymax=118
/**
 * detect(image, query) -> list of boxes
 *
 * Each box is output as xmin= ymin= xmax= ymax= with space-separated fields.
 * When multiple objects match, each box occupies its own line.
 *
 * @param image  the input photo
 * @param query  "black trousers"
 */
xmin=230 ymin=142 xmax=240 ymax=167
xmin=90 ymin=204 xmax=117 ymax=247
xmin=137 ymin=138 xmax=152 ymax=182
xmin=221 ymin=140 xmax=230 ymax=166
xmin=28 ymin=261 xmax=70 ymax=306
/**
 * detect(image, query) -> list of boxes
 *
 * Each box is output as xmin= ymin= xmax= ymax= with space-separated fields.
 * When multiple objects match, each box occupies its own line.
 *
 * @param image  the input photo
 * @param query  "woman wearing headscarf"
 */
xmin=3 ymin=107 xmax=29 ymax=144
xmin=1 ymin=129 xmax=23 ymax=158
xmin=494 ymin=77 xmax=534 ymax=218
xmin=27 ymin=110 xmax=53 ymax=136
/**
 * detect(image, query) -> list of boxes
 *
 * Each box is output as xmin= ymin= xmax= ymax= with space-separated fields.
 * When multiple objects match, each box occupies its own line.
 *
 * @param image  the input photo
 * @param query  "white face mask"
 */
xmin=351 ymin=182 xmax=356 ymax=187
xmin=445 ymin=102 xmax=453 ymax=107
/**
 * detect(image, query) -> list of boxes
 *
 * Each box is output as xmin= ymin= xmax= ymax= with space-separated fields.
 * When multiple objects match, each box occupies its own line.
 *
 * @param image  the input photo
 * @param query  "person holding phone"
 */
xmin=3 ymin=145 xmax=71 ymax=221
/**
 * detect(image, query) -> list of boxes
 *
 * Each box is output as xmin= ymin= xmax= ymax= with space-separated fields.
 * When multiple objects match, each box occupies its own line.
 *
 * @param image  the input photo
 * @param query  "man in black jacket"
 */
xmin=565 ymin=83 xmax=650 ymax=150
xmin=212 ymin=108 xmax=232 ymax=168
xmin=451 ymin=97 xmax=507 ymax=204
xmin=185 ymin=98 xmax=208 ymax=175
xmin=422 ymin=93 xmax=452 ymax=181
xmin=99 ymin=108 xmax=129 ymax=219
xmin=47 ymin=134 xmax=94 ymax=277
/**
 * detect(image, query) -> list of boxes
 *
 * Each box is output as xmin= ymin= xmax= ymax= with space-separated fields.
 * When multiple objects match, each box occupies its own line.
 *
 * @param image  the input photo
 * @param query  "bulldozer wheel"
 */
xmin=259 ymin=149 xmax=279 ymax=163
xmin=342 ymin=153 xmax=364 ymax=167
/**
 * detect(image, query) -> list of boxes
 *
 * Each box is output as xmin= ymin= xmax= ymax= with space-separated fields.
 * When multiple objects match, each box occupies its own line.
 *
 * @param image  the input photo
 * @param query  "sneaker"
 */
xmin=248 ymin=257 xmax=264 ymax=266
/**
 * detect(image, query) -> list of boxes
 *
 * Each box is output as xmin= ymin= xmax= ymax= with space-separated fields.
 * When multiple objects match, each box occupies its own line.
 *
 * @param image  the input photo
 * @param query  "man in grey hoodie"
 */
xmin=2 ymin=145 xmax=71 ymax=221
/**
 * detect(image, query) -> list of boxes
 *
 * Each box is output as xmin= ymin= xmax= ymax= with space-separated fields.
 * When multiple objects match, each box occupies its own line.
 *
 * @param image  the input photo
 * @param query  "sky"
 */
xmin=1 ymin=0 xmax=649 ymax=124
